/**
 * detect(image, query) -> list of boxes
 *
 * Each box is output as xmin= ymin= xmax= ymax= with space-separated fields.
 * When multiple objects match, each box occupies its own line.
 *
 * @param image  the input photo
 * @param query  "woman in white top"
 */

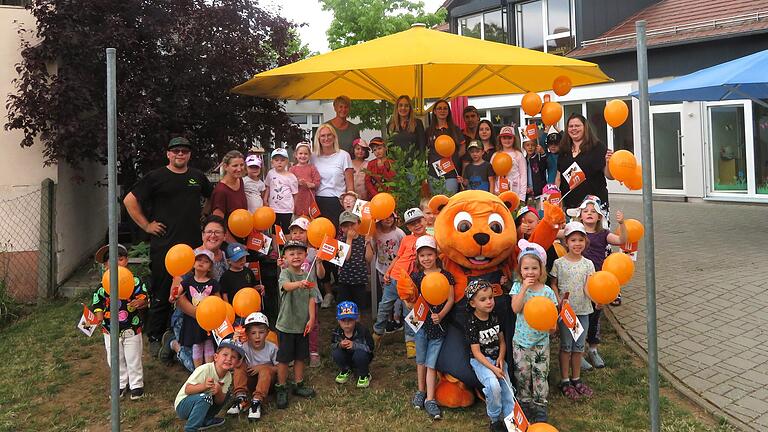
xmin=310 ymin=123 xmax=354 ymax=228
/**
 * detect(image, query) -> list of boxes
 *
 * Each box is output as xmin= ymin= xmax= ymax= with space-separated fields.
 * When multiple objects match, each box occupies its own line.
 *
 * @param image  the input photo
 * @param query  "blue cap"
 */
xmin=226 ymin=242 xmax=248 ymax=262
xmin=336 ymin=301 xmax=359 ymax=320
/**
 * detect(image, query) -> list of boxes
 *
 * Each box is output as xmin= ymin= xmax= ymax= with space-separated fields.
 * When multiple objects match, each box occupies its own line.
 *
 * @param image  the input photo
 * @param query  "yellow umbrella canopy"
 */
xmin=232 ymin=24 xmax=611 ymax=103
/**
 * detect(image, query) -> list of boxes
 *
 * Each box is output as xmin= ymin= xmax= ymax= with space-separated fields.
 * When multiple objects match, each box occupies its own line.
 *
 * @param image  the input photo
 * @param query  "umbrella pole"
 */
xmin=636 ymin=20 xmax=661 ymax=432
xmin=415 ymin=64 xmax=424 ymax=116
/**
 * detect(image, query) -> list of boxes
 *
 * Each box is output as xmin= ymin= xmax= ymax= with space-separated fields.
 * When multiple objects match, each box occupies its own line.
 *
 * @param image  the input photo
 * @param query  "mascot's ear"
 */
xmin=498 ymin=191 xmax=520 ymax=211
xmin=429 ymin=195 xmax=449 ymax=213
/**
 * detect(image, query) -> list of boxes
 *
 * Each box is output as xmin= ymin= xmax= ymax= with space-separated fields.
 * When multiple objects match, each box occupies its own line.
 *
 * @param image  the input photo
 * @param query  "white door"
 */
xmin=650 ymin=105 xmax=685 ymax=193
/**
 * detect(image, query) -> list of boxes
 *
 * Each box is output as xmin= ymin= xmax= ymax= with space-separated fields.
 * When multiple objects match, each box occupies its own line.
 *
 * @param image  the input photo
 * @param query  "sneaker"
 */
xmin=159 ymin=330 xmax=174 ymax=361
xmin=489 ymin=420 xmax=506 ymax=432
xmin=309 ymin=352 xmax=321 ymax=368
xmin=148 ymin=339 xmax=161 ymax=358
xmin=335 ymin=370 xmax=351 ymax=384
xmin=405 ymin=341 xmax=416 ymax=359
xmin=321 ymin=293 xmax=334 ymax=309
xmin=372 ymin=332 xmax=382 ymax=351
xmin=356 ymin=374 xmax=371 ymax=388
xmin=275 ymin=384 xmax=289 ymax=409
xmin=424 ymin=400 xmax=442 ymax=420
xmin=581 ymin=356 xmax=594 ymax=371
xmin=248 ymin=399 xmax=261 ymax=421
xmin=198 ymin=417 xmax=225 ymax=430
xmin=411 ymin=391 xmax=426 ymax=409
xmin=109 ymin=387 xmax=127 ymax=400
xmin=531 ymin=403 xmax=548 ymax=423
xmin=226 ymin=396 xmax=247 ymax=415
xmin=588 ymin=349 xmax=606 ymax=369
xmin=385 ymin=320 xmax=403 ymax=334
xmin=293 ymin=381 xmax=316 ymax=398
xmin=129 ymin=387 xmax=144 ymax=400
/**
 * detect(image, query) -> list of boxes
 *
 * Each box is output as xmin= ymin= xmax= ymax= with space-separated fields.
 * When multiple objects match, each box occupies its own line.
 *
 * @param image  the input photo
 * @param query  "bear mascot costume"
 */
xmin=397 ymin=190 xmax=565 ymax=408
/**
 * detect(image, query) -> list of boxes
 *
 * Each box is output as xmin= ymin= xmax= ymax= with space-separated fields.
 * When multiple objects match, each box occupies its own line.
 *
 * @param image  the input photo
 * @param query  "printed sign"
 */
xmin=413 ymin=296 xmax=430 ymax=322
xmin=247 ymin=230 xmax=265 ymax=251
xmin=432 ymin=157 xmax=456 ymax=177
xmin=248 ymin=261 xmax=261 ymax=280
xmin=559 ymin=301 xmax=583 ymax=341
xmin=212 ymin=320 xmax=235 ymax=345
xmin=316 ymin=236 xmax=351 ymax=267
xmin=562 ymin=161 xmax=586 ymax=190
xmin=308 ymin=199 xmax=321 ymax=219
xmin=404 ymin=308 xmax=425 ymax=334
xmin=496 ymin=176 xmax=511 ymax=193
xmin=275 ymin=225 xmax=287 ymax=246
xmin=352 ymin=199 xmax=370 ymax=218
xmin=504 ymin=396 xmax=530 ymax=432
xmin=525 ymin=124 xmax=539 ymax=141
xmin=77 ymin=305 xmax=98 ymax=337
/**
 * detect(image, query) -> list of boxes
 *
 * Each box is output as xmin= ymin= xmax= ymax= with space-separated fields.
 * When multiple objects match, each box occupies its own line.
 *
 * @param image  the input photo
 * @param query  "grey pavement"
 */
xmin=608 ymin=196 xmax=768 ymax=431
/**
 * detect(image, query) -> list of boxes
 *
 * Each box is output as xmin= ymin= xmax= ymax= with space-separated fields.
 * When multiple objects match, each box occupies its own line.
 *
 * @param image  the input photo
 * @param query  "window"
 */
xmin=290 ymin=113 xmax=323 ymax=140
xmin=754 ymin=103 xmax=768 ymax=194
xmin=710 ymin=105 xmax=747 ymax=192
xmin=0 ymin=0 xmax=31 ymax=5
xmin=458 ymin=8 xmax=507 ymax=43
xmin=516 ymin=0 xmax=575 ymax=54
xmin=489 ymin=107 xmax=520 ymax=135
xmin=586 ymin=100 xmax=608 ymax=146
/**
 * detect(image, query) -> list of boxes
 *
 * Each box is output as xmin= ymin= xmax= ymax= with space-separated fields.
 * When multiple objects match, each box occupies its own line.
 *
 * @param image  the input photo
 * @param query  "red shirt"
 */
xmin=365 ymin=158 xmax=395 ymax=198
xmin=211 ymin=178 xmax=247 ymax=220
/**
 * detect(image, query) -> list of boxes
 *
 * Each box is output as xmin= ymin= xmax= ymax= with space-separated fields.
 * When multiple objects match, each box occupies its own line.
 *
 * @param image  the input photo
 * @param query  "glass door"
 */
xmin=650 ymin=106 xmax=685 ymax=192
xmin=708 ymin=104 xmax=748 ymax=193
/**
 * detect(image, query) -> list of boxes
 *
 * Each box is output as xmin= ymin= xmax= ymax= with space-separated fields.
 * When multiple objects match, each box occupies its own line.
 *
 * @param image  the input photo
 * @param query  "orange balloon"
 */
xmin=605 ymin=99 xmax=629 ymax=128
xmin=523 ymin=296 xmax=558 ymax=331
xmin=586 ymin=271 xmax=621 ymax=305
xmin=608 ymin=149 xmax=637 ymax=182
xmin=225 ymin=302 xmax=235 ymax=324
xmin=521 ymin=92 xmax=543 ymax=116
xmin=165 ymin=244 xmax=195 ymax=277
xmin=357 ymin=215 xmax=376 ymax=236
xmin=252 ymin=207 xmax=277 ymax=231
xmin=552 ymin=75 xmax=572 ymax=96
xmin=228 ymin=208 xmax=254 ymax=238
xmin=102 ymin=266 xmax=135 ymax=300
xmin=370 ymin=192 xmax=396 ymax=220
xmin=528 ymin=424 xmax=559 ymax=432
xmin=435 ymin=135 xmax=455 ymax=158
xmin=624 ymin=218 xmax=644 ymax=243
xmin=233 ymin=287 xmax=262 ymax=317
xmin=491 ymin=151 xmax=513 ymax=176
xmin=603 ymin=252 xmax=635 ymax=285
xmin=421 ymin=272 xmax=450 ymax=305
xmin=624 ymin=164 xmax=643 ymax=190
xmin=195 ymin=296 xmax=227 ymax=331
xmin=541 ymin=102 xmax=563 ymax=126
xmin=307 ymin=217 xmax=336 ymax=248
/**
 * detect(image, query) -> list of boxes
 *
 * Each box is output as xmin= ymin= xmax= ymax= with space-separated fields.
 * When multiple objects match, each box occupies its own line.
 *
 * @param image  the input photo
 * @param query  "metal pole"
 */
xmin=106 ymin=47 xmax=120 ymax=432
xmin=635 ymin=21 xmax=660 ymax=432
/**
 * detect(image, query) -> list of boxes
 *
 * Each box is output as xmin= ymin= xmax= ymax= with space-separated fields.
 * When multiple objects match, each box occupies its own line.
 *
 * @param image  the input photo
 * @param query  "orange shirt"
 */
xmin=389 ymin=234 xmax=421 ymax=280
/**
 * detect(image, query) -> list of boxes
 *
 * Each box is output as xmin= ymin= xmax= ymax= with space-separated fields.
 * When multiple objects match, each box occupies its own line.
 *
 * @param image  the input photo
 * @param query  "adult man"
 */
xmin=462 ymin=105 xmax=480 ymax=142
xmin=123 ymin=136 xmax=213 ymax=356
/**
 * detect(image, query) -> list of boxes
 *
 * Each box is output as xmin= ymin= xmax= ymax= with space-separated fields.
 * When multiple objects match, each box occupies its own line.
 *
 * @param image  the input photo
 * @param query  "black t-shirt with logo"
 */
xmin=466 ymin=312 xmax=501 ymax=359
xmin=130 ymin=167 xmax=213 ymax=251
xmin=220 ymin=267 xmax=258 ymax=302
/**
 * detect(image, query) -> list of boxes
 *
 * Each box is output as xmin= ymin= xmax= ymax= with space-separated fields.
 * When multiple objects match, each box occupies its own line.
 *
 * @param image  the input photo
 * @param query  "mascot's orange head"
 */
xmin=429 ymin=190 xmax=519 ymax=270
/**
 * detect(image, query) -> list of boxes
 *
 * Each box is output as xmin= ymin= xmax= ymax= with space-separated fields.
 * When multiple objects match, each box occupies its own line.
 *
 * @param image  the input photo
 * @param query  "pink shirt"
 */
xmin=289 ymin=164 xmax=321 ymax=218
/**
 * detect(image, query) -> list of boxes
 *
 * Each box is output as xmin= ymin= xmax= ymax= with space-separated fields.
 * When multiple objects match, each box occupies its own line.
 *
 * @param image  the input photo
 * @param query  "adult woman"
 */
xmin=210 ymin=150 xmax=247 ymax=222
xmin=462 ymin=119 xmax=496 ymax=169
xmin=387 ymin=95 xmax=426 ymax=158
xmin=329 ymin=95 xmax=361 ymax=155
xmin=199 ymin=215 xmax=230 ymax=280
xmin=556 ymin=114 xmax=613 ymax=211
xmin=425 ymin=99 xmax=464 ymax=194
xmin=311 ymin=123 xmax=354 ymax=227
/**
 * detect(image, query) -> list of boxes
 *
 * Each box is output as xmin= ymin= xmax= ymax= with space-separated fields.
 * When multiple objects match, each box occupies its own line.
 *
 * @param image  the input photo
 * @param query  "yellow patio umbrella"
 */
xmin=232 ymin=24 xmax=611 ymax=110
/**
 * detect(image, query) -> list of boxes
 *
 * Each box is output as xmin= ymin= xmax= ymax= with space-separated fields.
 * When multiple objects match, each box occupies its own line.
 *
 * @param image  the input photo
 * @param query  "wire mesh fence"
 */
xmin=0 ymin=180 xmax=54 ymax=302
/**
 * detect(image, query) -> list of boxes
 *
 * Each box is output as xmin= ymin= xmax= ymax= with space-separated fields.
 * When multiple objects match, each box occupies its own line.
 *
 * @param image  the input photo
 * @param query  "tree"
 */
xmin=5 ymin=0 xmax=307 ymax=184
xmin=320 ymin=0 xmax=446 ymax=131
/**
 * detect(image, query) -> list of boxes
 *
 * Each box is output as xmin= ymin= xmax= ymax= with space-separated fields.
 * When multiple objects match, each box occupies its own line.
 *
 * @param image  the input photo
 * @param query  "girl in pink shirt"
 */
xmin=289 ymin=141 xmax=321 ymax=218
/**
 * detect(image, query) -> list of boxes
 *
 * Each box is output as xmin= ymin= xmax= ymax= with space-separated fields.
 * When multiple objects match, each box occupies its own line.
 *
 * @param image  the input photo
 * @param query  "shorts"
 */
xmin=415 ymin=329 xmax=443 ymax=368
xmin=276 ymin=331 xmax=310 ymax=363
xmin=558 ymin=314 xmax=590 ymax=353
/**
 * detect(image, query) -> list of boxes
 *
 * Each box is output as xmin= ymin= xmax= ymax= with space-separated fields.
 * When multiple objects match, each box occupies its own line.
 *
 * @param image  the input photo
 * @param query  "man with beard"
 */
xmin=123 ymin=136 xmax=213 ymax=357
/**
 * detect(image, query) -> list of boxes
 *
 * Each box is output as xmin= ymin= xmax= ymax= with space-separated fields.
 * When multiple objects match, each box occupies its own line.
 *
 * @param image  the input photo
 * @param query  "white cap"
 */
xmin=563 ymin=221 xmax=587 ymax=237
xmin=194 ymin=247 xmax=215 ymax=262
xmin=403 ymin=207 xmax=425 ymax=224
xmin=245 ymin=155 xmax=262 ymax=167
xmin=289 ymin=216 xmax=310 ymax=231
xmin=271 ymin=148 xmax=289 ymax=159
xmin=244 ymin=312 xmax=269 ymax=328
xmin=414 ymin=235 xmax=437 ymax=251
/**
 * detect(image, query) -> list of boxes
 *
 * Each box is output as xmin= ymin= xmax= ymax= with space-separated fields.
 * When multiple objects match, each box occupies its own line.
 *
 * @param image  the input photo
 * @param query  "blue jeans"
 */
xmin=558 ymin=314 xmax=590 ymax=353
xmin=175 ymin=393 xmax=225 ymax=432
xmin=331 ymin=346 xmax=373 ymax=377
xmin=171 ymin=308 xmax=195 ymax=372
xmin=470 ymin=357 xmax=515 ymax=421
xmin=373 ymin=280 xmax=414 ymax=342
xmin=415 ymin=330 xmax=443 ymax=368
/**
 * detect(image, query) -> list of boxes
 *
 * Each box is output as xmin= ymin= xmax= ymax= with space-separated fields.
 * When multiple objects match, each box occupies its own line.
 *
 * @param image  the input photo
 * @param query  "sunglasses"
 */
xmin=169 ymin=148 xmax=191 ymax=155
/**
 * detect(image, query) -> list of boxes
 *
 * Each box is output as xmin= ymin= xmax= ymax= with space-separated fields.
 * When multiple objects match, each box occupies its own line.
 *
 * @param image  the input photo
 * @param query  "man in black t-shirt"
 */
xmin=123 ymin=137 xmax=213 ymax=356
xmin=462 ymin=105 xmax=480 ymax=142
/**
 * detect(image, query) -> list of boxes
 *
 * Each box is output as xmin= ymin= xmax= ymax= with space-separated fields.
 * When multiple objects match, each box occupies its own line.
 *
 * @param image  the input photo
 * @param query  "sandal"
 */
xmin=572 ymin=380 xmax=594 ymax=397
xmin=560 ymin=382 xmax=581 ymax=401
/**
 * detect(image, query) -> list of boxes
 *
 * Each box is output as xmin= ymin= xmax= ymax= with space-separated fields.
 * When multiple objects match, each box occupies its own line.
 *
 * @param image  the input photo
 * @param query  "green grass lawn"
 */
xmin=0 ymin=297 xmax=736 ymax=432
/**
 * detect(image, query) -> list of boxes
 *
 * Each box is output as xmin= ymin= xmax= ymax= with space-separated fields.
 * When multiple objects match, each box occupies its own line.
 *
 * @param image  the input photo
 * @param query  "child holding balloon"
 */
xmin=176 ymin=248 xmax=222 ymax=368
xmin=289 ymin=141 xmax=321 ymax=218
xmin=408 ymin=235 xmax=455 ymax=419
xmin=550 ymin=222 xmax=595 ymax=400
xmin=509 ymin=240 xmax=558 ymax=423
xmin=568 ymin=196 xmax=626 ymax=370
xmin=91 ymin=244 xmax=149 ymax=400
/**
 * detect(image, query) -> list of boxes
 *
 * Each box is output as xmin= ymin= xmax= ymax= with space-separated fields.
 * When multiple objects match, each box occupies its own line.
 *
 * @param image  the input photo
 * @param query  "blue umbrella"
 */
xmin=631 ymin=49 xmax=768 ymax=107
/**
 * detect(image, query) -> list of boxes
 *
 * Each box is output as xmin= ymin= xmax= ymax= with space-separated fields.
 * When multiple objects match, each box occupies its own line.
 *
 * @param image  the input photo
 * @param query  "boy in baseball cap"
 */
xmin=220 ymin=242 xmax=262 ymax=304
xmin=331 ymin=301 xmax=375 ymax=388
xmin=227 ymin=312 xmax=278 ymax=421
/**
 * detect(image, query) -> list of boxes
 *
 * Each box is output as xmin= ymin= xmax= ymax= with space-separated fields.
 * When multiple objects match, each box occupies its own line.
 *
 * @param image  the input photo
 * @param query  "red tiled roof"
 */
xmin=570 ymin=0 xmax=768 ymax=58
